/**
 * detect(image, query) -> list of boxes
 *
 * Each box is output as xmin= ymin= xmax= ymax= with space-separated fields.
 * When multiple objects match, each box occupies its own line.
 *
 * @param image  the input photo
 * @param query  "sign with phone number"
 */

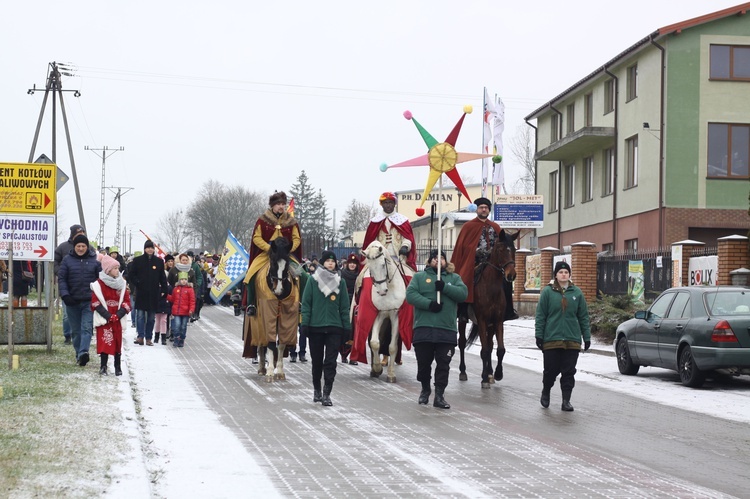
xmin=0 ymin=213 xmax=55 ymax=261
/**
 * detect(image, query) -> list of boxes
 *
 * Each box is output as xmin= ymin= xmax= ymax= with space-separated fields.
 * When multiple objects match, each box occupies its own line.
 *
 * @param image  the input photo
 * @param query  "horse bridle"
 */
xmin=369 ymin=252 xmax=394 ymax=286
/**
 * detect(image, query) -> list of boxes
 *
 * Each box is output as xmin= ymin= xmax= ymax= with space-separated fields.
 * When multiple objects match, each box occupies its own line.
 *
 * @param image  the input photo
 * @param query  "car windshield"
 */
xmin=704 ymin=290 xmax=750 ymax=316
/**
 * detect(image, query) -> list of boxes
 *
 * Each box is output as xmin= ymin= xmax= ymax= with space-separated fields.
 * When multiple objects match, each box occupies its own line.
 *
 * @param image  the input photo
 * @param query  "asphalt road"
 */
xmin=173 ymin=304 xmax=749 ymax=498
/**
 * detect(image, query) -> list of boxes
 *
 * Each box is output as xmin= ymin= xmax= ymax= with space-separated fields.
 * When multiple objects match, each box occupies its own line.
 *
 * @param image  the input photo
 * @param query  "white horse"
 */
xmin=360 ymin=241 xmax=407 ymax=383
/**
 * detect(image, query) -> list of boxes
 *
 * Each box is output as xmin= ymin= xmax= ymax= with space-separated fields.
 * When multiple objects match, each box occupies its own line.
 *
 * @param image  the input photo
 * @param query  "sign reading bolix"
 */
xmin=0 ymin=213 xmax=56 ymax=261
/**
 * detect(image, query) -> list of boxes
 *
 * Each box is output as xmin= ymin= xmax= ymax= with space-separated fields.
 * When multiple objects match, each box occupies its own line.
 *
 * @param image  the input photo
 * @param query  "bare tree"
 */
xmin=338 ymin=199 xmax=376 ymax=238
xmin=185 ymin=180 xmax=266 ymax=252
xmin=510 ymin=124 xmax=536 ymax=194
xmin=156 ymin=209 xmax=190 ymax=253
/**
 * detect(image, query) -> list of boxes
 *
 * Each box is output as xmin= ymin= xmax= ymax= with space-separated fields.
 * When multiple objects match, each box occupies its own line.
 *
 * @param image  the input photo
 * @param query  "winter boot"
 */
xmin=561 ymin=390 xmax=574 ymax=412
xmin=418 ymin=382 xmax=431 ymax=405
xmin=154 ymin=333 xmax=160 ymax=344
xmin=313 ymin=389 xmax=323 ymax=403
xmin=540 ymin=387 xmax=551 ymax=408
xmin=114 ymin=354 xmax=122 ymax=376
xmin=290 ymin=352 xmax=297 ymax=363
xmin=322 ymin=383 xmax=333 ymax=407
xmin=433 ymin=386 xmax=450 ymax=409
xmin=99 ymin=354 xmax=108 ymax=376
xmin=298 ymin=353 xmax=308 ymax=363
xmin=161 ymin=335 xmax=167 ymax=345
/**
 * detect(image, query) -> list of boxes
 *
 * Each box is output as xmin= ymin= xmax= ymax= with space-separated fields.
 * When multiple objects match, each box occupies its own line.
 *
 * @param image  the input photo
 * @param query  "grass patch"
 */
xmin=0 ymin=318 xmax=127 ymax=497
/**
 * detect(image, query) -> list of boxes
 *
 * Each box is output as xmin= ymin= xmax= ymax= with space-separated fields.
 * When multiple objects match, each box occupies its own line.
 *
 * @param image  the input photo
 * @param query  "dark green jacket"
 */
xmin=406 ymin=265 xmax=467 ymax=343
xmin=535 ymin=280 xmax=591 ymax=348
xmin=300 ymin=271 xmax=351 ymax=333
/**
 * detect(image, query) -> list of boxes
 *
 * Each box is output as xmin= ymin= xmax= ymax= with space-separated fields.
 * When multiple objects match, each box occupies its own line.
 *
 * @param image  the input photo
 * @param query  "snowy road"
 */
xmin=111 ymin=305 xmax=750 ymax=498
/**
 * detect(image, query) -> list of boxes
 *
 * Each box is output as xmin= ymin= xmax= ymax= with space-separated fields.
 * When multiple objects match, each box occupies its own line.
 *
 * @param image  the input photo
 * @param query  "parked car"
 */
xmin=614 ymin=286 xmax=750 ymax=387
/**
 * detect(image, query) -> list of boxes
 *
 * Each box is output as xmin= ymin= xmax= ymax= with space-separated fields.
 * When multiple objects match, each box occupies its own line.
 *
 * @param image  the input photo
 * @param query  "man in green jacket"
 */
xmin=406 ymin=249 xmax=468 ymax=409
xmin=535 ymin=261 xmax=591 ymax=412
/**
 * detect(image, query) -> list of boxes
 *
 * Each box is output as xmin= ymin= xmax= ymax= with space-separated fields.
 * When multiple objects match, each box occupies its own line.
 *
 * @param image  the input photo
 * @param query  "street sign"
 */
xmin=33 ymin=154 xmax=69 ymax=191
xmin=0 ymin=213 xmax=55 ymax=261
xmin=494 ymin=194 xmax=544 ymax=228
xmin=0 ymin=162 xmax=57 ymax=214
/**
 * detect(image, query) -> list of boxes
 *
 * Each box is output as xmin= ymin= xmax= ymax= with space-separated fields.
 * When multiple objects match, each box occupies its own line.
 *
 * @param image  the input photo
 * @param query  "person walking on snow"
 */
xmin=535 ymin=261 xmax=591 ymax=412
xmin=168 ymin=272 xmax=196 ymax=347
xmin=91 ymin=255 xmax=131 ymax=375
xmin=128 ymin=240 xmax=168 ymax=346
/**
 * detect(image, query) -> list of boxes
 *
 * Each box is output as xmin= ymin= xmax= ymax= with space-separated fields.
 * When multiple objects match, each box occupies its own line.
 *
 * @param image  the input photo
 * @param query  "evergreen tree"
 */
xmin=288 ymin=170 xmax=316 ymax=235
xmin=308 ymin=189 xmax=331 ymax=237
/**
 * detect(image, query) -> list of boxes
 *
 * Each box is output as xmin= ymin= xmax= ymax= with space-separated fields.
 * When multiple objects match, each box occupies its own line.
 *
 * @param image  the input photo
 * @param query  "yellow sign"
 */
xmin=0 ymin=162 xmax=57 ymax=214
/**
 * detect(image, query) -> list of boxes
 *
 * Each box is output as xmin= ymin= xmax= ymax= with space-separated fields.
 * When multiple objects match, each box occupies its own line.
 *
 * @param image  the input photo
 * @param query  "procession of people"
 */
xmin=41 ymin=189 xmax=590 ymax=412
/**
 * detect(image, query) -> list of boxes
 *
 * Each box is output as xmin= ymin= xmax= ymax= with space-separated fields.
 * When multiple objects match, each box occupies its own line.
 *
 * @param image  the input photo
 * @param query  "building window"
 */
xmin=626 ymin=64 xmax=638 ymax=102
xmin=604 ymin=79 xmax=615 ymax=114
xmin=710 ymin=44 xmax=750 ymax=80
xmin=549 ymin=171 xmax=558 ymax=213
xmin=550 ymin=114 xmax=559 ymax=142
xmin=708 ymin=123 xmax=750 ymax=178
xmin=583 ymin=156 xmax=593 ymax=202
xmin=603 ymin=147 xmax=615 ymax=196
xmin=564 ymin=164 xmax=575 ymax=208
xmin=584 ymin=93 xmax=593 ymax=127
xmin=625 ymin=136 xmax=638 ymax=188
xmin=602 ymin=243 xmax=614 ymax=253
xmin=566 ymin=103 xmax=575 ymax=135
xmin=625 ymin=238 xmax=638 ymax=254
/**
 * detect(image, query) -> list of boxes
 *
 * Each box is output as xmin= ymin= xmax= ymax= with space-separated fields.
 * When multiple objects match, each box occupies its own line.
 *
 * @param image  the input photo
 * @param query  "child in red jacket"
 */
xmin=91 ymin=255 xmax=131 ymax=375
xmin=167 ymin=272 xmax=195 ymax=347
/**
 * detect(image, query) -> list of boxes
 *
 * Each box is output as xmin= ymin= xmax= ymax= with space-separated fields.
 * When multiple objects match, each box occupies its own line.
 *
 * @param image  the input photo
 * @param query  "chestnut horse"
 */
xmin=458 ymin=229 xmax=518 ymax=388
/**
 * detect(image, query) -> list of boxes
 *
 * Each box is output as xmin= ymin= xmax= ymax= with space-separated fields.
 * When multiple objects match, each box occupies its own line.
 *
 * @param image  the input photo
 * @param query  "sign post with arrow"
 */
xmin=0 ymin=214 xmax=55 ymax=261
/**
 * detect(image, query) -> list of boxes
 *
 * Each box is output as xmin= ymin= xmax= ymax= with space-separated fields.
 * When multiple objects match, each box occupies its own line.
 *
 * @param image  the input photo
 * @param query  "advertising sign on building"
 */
xmin=688 ymin=255 xmax=718 ymax=286
xmin=494 ymin=194 xmax=544 ymax=228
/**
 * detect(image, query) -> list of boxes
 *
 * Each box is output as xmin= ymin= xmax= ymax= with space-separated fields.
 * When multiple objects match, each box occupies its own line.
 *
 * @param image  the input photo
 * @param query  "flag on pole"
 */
xmin=139 ymin=229 xmax=167 ymax=260
xmin=492 ymin=96 xmax=506 ymax=193
xmin=481 ymin=88 xmax=493 ymax=197
xmin=209 ymin=229 xmax=250 ymax=304
xmin=287 ymin=197 xmax=295 ymax=217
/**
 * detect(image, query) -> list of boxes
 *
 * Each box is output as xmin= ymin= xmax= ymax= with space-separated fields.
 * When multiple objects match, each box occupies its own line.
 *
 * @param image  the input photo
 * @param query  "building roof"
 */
xmin=524 ymin=2 xmax=750 ymax=121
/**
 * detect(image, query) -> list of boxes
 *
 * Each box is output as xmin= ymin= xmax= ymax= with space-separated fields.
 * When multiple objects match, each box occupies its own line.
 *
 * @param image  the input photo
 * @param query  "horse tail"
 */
xmin=467 ymin=322 xmax=480 ymax=346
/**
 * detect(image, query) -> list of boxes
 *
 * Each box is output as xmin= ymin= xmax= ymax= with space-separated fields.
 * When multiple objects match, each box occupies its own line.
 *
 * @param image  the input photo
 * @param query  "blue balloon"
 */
xmin=379 ymin=163 xmax=388 ymax=172
xmin=468 ymin=203 xmax=478 ymax=213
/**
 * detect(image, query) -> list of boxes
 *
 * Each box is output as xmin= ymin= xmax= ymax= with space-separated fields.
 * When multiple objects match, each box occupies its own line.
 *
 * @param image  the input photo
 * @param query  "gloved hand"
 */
xmin=299 ymin=325 xmax=309 ymax=336
xmin=398 ymin=245 xmax=410 ymax=256
xmin=109 ymin=314 xmax=120 ymax=323
xmin=584 ymin=340 xmax=591 ymax=351
xmin=116 ymin=308 xmax=128 ymax=319
xmin=535 ymin=337 xmax=543 ymax=350
xmin=434 ymin=280 xmax=445 ymax=292
xmin=62 ymin=295 xmax=76 ymax=307
xmin=428 ymin=301 xmax=442 ymax=313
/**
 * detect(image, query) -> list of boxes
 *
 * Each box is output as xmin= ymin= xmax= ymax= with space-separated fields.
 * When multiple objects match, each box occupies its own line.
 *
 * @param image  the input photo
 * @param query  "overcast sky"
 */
xmin=1 ymin=0 xmax=743 ymax=252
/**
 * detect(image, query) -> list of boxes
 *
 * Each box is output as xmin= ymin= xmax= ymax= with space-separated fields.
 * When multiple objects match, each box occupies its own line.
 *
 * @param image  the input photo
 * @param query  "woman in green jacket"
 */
xmin=300 ymin=250 xmax=351 ymax=407
xmin=535 ymin=261 xmax=591 ymax=412
xmin=406 ymin=250 xmax=468 ymax=409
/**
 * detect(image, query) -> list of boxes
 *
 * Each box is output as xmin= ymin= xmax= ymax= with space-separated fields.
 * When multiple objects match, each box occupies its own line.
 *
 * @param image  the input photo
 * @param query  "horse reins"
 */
xmin=370 ymin=252 xmax=394 ymax=286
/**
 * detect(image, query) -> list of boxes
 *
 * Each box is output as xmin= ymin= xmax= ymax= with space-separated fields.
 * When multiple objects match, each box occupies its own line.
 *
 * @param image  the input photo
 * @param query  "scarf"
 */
xmin=175 ymin=262 xmax=191 ymax=273
xmin=99 ymin=271 xmax=126 ymax=291
xmin=312 ymin=267 xmax=341 ymax=298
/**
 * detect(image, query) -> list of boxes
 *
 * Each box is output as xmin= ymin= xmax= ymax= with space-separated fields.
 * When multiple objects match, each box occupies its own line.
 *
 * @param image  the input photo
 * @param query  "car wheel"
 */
xmin=616 ymin=336 xmax=640 ymax=375
xmin=678 ymin=345 xmax=705 ymax=388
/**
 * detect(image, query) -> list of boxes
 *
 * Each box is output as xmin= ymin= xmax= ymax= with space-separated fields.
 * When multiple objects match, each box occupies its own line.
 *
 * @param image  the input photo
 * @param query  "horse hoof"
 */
xmin=459 ymin=373 xmax=468 ymax=381
xmin=265 ymin=376 xmax=273 ymax=383
xmin=494 ymin=372 xmax=503 ymax=381
xmin=386 ymin=376 xmax=397 ymax=383
xmin=370 ymin=371 xmax=382 ymax=378
xmin=274 ymin=373 xmax=286 ymax=381
xmin=488 ymin=375 xmax=495 ymax=384
xmin=258 ymin=369 xmax=267 ymax=376
xmin=481 ymin=382 xmax=491 ymax=389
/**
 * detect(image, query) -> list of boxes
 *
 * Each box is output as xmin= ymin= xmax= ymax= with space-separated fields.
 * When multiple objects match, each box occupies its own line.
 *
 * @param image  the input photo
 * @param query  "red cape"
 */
xmin=351 ymin=276 xmax=413 ymax=364
xmin=363 ymin=217 xmax=417 ymax=270
xmin=451 ymin=217 xmax=502 ymax=303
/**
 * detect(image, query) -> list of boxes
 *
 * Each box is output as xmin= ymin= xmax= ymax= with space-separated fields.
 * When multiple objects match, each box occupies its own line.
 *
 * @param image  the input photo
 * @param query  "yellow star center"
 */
xmin=428 ymin=142 xmax=457 ymax=173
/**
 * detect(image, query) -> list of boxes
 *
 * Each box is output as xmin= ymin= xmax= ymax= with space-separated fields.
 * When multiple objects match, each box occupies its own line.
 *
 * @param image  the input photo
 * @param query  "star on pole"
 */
xmin=380 ymin=106 xmax=493 ymax=216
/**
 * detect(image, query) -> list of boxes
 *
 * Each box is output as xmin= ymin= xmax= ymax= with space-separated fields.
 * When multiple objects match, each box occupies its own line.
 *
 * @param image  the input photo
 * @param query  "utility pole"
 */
xmin=106 ymin=186 xmax=134 ymax=247
xmin=27 ymin=61 xmax=85 ymax=229
xmin=85 ymin=146 xmax=124 ymax=245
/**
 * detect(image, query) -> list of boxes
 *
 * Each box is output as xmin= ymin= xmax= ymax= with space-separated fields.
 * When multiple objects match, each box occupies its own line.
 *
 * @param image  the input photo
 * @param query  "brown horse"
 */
xmin=458 ymin=229 xmax=518 ymax=388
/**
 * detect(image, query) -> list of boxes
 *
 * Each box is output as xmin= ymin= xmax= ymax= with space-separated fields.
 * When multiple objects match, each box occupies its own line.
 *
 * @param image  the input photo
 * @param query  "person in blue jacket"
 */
xmin=58 ymin=234 xmax=102 ymax=366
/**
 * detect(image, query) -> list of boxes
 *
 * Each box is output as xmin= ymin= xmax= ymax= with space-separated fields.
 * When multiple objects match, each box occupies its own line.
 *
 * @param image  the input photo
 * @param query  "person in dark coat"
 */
xmin=127 ymin=240 xmax=168 ymax=346
xmin=339 ymin=253 xmax=360 ymax=365
xmin=11 ymin=260 xmax=34 ymax=307
xmin=58 ymin=233 xmax=102 ymax=366
xmin=54 ymin=224 xmax=86 ymax=344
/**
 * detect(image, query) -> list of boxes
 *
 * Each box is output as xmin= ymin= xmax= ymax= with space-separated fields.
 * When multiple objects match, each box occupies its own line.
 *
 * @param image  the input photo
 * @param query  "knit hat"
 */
xmin=428 ymin=249 xmax=447 ymax=263
xmin=379 ymin=192 xmax=397 ymax=203
xmin=474 ymin=197 xmax=492 ymax=208
xmin=269 ymin=191 xmax=287 ymax=207
xmin=109 ymin=246 xmax=119 ymax=255
xmin=178 ymin=271 xmax=189 ymax=281
xmin=164 ymin=254 xmax=175 ymax=262
xmin=144 ymin=240 xmax=155 ymax=249
xmin=100 ymin=255 xmax=120 ymax=274
xmin=72 ymin=233 xmax=89 ymax=247
xmin=346 ymin=253 xmax=359 ymax=265
xmin=321 ymin=250 xmax=337 ymax=263
xmin=69 ymin=224 xmax=85 ymax=240
xmin=554 ymin=261 xmax=572 ymax=276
